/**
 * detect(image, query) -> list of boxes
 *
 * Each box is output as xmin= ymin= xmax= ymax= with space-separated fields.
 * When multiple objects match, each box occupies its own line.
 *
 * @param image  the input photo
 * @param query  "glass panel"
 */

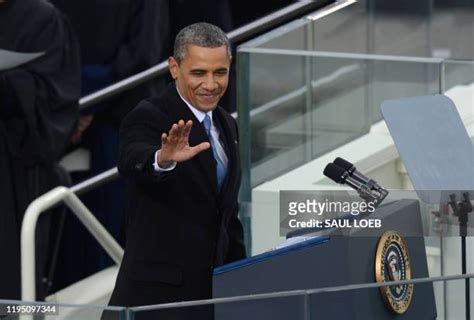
xmin=441 ymin=60 xmax=474 ymax=133
xmin=242 ymin=19 xmax=309 ymax=51
xmin=311 ymin=0 xmax=370 ymax=54
xmin=443 ymin=60 xmax=474 ymax=91
xmin=235 ymin=0 xmax=473 ymax=268
xmin=242 ymin=50 xmax=308 ymax=185
xmin=309 ymin=55 xmax=370 ymax=156
xmin=237 ymin=47 xmax=446 ymax=187
xmin=240 ymin=50 xmax=372 ymax=186
xmin=247 ymin=1 xmax=371 ymax=54
xmin=369 ymin=58 xmax=441 ymax=122
xmin=370 ymin=0 xmax=431 ymax=57
xmin=247 ymin=0 xmax=474 ymax=60
xmin=431 ymin=1 xmax=474 ymax=60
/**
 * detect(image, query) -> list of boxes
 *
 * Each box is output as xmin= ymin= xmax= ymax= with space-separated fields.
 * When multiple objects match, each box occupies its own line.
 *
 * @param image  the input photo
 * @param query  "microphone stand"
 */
xmin=448 ymin=192 xmax=472 ymax=320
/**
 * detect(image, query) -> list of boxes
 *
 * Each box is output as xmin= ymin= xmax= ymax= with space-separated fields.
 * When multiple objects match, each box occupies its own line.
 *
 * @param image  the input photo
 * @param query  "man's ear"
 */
xmin=168 ymin=57 xmax=179 ymax=80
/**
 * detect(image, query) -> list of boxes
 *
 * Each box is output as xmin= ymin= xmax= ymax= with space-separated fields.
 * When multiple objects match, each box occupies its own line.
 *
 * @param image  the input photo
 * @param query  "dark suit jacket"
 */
xmin=108 ymin=84 xmax=246 ymax=308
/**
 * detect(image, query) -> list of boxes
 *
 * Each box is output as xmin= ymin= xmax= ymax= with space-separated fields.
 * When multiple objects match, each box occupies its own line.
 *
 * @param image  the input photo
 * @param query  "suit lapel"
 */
xmin=167 ymin=85 xmax=219 ymax=196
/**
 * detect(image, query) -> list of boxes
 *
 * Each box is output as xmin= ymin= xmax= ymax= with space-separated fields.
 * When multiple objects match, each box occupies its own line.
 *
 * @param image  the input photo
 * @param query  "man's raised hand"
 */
xmin=158 ymin=120 xmax=210 ymax=167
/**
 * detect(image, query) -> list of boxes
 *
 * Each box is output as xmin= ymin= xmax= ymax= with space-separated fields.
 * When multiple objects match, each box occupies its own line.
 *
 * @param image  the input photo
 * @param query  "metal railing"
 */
xmin=21 ymin=186 xmax=124 ymax=301
xmin=130 ymin=272 xmax=474 ymax=311
xmin=126 ymin=272 xmax=472 ymax=319
xmin=11 ymin=272 xmax=474 ymax=318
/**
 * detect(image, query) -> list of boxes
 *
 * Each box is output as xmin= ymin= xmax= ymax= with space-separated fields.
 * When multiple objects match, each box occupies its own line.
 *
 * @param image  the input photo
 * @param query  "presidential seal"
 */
xmin=375 ymin=230 xmax=413 ymax=314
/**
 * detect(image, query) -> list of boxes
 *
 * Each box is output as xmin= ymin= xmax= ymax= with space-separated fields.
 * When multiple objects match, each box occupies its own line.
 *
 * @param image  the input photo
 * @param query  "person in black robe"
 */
xmin=51 ymin=0 xmax=170 ymax=120
xmin=0 ymin=0 xmax=80 ymax=300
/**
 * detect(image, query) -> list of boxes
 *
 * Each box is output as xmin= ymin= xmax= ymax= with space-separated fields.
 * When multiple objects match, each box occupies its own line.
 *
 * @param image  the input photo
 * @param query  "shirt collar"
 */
xmin=176 ymin=87 xmax=212 ymax=124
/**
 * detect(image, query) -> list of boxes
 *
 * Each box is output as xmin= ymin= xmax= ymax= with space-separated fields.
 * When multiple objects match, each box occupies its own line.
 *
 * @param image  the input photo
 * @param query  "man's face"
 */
xmin=169 ymin=45 xmax=231 ymax=113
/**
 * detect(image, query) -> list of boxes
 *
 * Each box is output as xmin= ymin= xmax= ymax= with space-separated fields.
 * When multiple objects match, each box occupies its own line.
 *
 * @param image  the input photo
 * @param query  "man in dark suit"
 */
xmin=107 ymin=23 xmax=246 ymax=316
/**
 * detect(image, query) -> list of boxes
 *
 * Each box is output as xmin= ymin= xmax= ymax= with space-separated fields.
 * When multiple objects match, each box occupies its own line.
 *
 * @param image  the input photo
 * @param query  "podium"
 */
xmin=213 ymin=199 xmax=436 ymax=319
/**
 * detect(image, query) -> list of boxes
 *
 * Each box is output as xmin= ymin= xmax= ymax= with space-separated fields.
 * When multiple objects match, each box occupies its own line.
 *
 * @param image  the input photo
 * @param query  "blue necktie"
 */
xmin=203 ymin=114 xmax=226 ymax=190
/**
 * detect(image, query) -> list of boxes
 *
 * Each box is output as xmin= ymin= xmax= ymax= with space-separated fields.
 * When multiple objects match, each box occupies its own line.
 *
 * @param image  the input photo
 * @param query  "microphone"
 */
xmin=333 ymin=157 xmax=389 ymax=200
xmin=323 ymin=163 xmax=376 ymax=203
xmin=333 ymin=157 xmax=369 ymax=184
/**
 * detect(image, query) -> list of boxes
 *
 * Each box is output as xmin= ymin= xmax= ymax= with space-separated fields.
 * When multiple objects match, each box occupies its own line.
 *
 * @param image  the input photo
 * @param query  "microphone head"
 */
xmin=323 ymin=163 xmax=347 ymax=184
xmin=333 ymin=157 xmax=354 ymax=172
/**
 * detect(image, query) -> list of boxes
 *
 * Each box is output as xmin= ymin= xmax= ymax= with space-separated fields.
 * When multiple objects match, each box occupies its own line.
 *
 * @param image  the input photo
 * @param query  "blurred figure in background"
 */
xmin=0 ymin=0 xmax=80 ymax=299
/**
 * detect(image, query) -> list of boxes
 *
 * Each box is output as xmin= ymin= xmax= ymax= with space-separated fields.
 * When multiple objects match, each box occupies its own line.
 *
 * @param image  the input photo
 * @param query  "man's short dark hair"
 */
xmin=173 ymin=22 xmax=231 ymax=63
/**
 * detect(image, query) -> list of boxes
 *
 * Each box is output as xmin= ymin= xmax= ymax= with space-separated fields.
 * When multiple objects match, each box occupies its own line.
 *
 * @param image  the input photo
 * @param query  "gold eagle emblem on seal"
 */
xmin=375 ymin=230 xmax=413 ymax=314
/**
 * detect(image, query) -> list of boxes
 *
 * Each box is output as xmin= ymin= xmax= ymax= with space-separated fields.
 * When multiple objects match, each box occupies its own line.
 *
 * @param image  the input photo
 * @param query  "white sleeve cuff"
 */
xmin=153 ymin=150 xmax=177 ymax=172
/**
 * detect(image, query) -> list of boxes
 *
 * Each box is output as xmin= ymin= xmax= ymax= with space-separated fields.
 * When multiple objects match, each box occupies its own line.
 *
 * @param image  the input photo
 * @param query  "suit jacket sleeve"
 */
xmin=120 ymin=100 xmax=247 ymax=261
xmin=117 ymin=100 xmax=172 ymax=183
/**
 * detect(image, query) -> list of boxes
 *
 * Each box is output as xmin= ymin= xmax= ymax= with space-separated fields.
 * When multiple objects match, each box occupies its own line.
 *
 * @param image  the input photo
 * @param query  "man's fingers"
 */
xmin=169 ymin=123 xmax=178 ymax=139
xmin=166 ymin=120 xmax=195 ymax=151
xmin=182 ymin=120 xmax=193 ymax=140
xmin=161 ymin=132 xmax=168 ymax=144
xmin=176 ymin=120 xmax=185 ymax=137
xmin=168 ymin=120 xmax=189 ymax=140
xmin=177 ymin=121 xmax=185 ymax=142
xmin=189 ymin=142 xmax=210 ymax=156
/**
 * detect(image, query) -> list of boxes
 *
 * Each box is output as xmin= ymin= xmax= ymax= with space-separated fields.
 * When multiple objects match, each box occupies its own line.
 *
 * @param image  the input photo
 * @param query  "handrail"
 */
xmin=21 ymin=186 xmax=124 ymax=301
xmin=8 ymin=271 xmax=473 ymax=309
xmin=78 ymin=0 xmax=334 ymax=111
xmin=129 ymin=272 xmax=474 ymax=311
xmin=70 ymin=167 xmax=119 ymax=196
